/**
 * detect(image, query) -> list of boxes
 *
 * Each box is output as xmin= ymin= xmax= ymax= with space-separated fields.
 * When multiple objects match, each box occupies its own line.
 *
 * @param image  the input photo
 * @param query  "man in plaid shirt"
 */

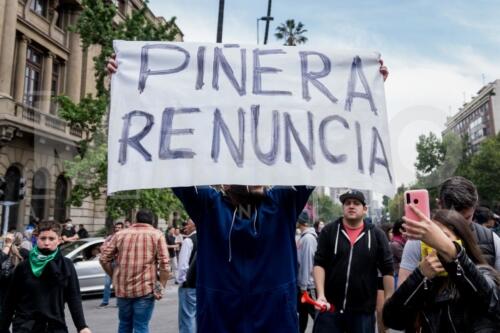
xmin=100 ymin=209 xmax=170 ymax=333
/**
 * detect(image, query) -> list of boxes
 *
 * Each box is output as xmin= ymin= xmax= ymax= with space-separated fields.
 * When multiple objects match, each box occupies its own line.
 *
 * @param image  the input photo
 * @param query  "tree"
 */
xmin=414 ymin=132 xmax=445 ymax=175
xmin=307 ymin=192 xmax=342 ymax=222
xmin=414 ymin=132 xmax=468 ymax=209
xmin=56 ymin=0 xmax=182 ymax=223
xmin=388 ymin=192 xmax=404 ymax=222
xmin=466 ymin=133 xmax=500 ymax=207
xmin=274 ymin=19 xmax=307 ymax=46
xmin=316 ymin=194 xmax=343 ymax=222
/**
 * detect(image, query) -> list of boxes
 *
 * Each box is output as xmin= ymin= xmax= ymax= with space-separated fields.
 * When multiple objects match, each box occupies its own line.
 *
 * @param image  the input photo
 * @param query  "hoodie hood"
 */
xmin=301 ymin=227 xmax=317 ymax=238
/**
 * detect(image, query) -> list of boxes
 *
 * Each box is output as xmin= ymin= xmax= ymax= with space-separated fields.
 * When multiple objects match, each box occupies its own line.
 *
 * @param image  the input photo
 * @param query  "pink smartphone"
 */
xmin=404 ymin=189 xmax=430 ymax=221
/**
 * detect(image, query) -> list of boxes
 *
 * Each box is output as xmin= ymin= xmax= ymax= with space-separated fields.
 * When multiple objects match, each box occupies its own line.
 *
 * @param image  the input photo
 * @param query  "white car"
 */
xmin=60 ymin=237 xmax=109 ymax=294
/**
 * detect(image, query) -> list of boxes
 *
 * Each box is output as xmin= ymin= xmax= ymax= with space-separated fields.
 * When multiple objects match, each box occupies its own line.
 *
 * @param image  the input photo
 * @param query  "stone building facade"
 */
xmin=0 ymin=0 xmax=182 ymax=233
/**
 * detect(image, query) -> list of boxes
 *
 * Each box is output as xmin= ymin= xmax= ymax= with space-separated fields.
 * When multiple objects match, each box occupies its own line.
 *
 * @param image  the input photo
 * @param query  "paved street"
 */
xmin=67 ymin=280 xmax=179 ymax=333
xmin=68 ymin=279 xmax=314 ymax=333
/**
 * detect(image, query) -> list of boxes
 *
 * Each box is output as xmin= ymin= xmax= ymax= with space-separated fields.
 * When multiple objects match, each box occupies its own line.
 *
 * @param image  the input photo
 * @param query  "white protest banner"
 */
xmin=108 ymin=41 xmax=395 ymax=195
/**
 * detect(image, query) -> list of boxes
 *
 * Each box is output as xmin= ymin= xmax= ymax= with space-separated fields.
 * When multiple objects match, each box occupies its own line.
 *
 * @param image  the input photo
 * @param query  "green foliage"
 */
xmin=415 ymin=132 xmax=464 ymax=195
xmin=64 ymin=143 xmax=107 ymax=206
xmin=413 ymin=131 xmax=500 ymax=210
xmin=55 ymin=95 xmax=108 ymax=145
xmin=56 ymin=0 xmax=181 ymax=219
xmin=75 ymin=0 xmax=179 ymax=96
xmin=275 ymin=19 xmax=308 ymax=46
xmin=415 ymin=132 xmax=445 ymax=175
xmin=466 ymin=134 xmax=500 ymax=207
xmin=310 ymin=192 xmax=343 ymax=222
xmin=382 ymin=195 xmax=390 ymax=208
xmin=388 ymin=192 xmax=404 ymax=222
xmin=106 ymin=188 xmax=184 ymax=221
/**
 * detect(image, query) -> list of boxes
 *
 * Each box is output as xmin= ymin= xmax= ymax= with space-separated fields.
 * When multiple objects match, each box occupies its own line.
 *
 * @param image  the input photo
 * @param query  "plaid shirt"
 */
xmin=100 ymin=223 xmax=170 ymax=298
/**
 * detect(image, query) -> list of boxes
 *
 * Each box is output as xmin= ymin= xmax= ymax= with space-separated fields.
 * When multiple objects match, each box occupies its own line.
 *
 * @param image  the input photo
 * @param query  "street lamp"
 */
xmin=257 ymin=16 xmax=274 ymax=44
xmin=258 ymin=16 xmax=273 ymax=45
xmin=262 ymin=0 xmax=273 ymax=45
xmin=216 ymin=0 xmax=225 ymax=43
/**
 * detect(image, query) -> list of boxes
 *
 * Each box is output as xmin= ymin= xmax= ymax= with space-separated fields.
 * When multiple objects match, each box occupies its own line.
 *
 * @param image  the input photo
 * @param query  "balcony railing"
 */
xmin=12 ymin=102 xmax=83 ymax=139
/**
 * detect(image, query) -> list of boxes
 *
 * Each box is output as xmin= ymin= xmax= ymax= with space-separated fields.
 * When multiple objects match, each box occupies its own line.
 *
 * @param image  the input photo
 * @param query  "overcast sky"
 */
xmin=148 ymin=0 xmax=500 ymax=186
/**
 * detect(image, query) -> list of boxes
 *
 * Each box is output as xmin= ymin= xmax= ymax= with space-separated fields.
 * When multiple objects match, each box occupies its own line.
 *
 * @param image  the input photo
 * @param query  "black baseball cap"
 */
xmin=339 ymin=190 xmax=366 ymax=206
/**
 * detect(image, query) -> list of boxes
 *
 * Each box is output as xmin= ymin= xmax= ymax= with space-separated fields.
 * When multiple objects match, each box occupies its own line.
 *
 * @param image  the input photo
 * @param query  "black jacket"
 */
xmin=314 ymin=219 xmax=394 ymax=313
xmin=472 ymin=223 xmax=496 ymax=267
xmin=0 ymin=250 xmax=88 ymax=333
xmin=383 ymin=243 xmax=500 ymax=333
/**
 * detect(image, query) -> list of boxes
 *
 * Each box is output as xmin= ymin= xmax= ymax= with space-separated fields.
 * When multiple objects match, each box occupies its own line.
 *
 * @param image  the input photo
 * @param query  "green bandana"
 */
xmin=29 ymin=246 xmax=59 ymax=277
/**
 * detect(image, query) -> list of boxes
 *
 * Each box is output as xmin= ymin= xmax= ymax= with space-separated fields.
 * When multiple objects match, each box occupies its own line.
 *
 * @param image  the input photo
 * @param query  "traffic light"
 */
xmin=0 ymin=176 xmax=5 ymax=201
xmin=18 ymin=177 xmax=26 ymax=201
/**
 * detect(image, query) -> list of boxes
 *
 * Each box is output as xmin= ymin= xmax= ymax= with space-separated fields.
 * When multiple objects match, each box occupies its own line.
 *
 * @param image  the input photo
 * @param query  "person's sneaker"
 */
xmin=98 ymin=303 xmax=109 ymax=308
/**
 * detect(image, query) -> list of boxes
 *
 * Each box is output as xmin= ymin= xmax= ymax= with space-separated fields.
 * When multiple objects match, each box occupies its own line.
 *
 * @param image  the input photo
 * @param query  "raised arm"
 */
xmin=172 ymin=186 xmax=216 ymax=224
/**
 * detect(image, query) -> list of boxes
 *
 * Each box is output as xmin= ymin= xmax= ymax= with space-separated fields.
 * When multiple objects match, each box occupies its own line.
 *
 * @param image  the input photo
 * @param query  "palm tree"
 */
xmin=274 ymin=19 xmax=308 ymax=46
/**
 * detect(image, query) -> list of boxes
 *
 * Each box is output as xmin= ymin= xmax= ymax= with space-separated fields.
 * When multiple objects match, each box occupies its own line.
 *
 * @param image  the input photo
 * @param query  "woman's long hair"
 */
xmin=432 ymin=209 xmax=486 ymax=265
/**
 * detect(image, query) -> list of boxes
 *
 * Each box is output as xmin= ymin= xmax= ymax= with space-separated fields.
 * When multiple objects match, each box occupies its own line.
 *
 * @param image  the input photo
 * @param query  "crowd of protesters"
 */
xmin=0 ymin=56 xmax=498 ymax=333
xmin=0 ymin=176 xmax=498 ymax=333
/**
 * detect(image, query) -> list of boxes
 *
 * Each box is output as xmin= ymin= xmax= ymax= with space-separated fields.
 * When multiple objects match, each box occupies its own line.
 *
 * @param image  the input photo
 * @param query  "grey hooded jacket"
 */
xmin=297 ymin=228 xmax=318 ymax=290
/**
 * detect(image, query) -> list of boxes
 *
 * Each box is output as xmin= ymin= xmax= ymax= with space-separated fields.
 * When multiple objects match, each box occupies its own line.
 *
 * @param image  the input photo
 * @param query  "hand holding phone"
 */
xmin=404 ymin=190 xmax=430 ymax=221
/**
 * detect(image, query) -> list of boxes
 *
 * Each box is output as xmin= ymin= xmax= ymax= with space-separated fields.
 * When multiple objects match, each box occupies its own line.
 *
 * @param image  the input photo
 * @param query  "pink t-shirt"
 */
xmin=343 ymin=222 xmax=364 ymax=246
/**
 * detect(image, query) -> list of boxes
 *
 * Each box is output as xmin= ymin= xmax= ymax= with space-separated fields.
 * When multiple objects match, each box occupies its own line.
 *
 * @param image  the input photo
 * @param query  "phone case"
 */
xmin=404 ymin=189 xmax=430 ymax=221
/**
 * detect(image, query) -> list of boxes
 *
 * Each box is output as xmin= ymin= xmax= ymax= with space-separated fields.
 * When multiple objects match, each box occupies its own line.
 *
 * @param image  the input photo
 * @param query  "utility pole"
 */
xmin=216 ymin=0 xmax=225 ymax=43
xmin=262 ymin=0 xmax=273 ymax=44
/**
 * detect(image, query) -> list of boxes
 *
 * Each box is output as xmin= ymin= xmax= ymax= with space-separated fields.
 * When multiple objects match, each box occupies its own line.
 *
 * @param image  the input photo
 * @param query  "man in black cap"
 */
xmin=313 ymin=190 xmax=394 ymax=333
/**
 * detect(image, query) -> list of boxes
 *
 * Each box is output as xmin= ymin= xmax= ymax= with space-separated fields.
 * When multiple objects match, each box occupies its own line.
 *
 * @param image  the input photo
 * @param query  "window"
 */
xmin=31 ymin=169 xmax=48 ymax=224
xmin=23 ymin=47 xmax=43 ymax=108
xmin=469 ymin=117 xmax=482 ymax=130
xmin=30 ymin=0 xmax=49 ymax=18
xmin=54 ymin=175 xmax=69 ymax=222
xmin=55 ymin=6 xmax=65 ymax=29
xmin=50 ymin=61 xmax=60 ymax=115
xmin=2 ymin=166 xmax=21 ymax=230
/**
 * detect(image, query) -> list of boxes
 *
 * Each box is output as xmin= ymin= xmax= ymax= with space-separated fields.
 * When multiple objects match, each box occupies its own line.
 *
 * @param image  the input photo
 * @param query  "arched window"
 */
xmin=2 ymin=166 xmax=21 ymax=230
xmin=54 ymin=175 xmax=68 ymax=222
xmin=30 ymin=169 xmax=47 ymax=224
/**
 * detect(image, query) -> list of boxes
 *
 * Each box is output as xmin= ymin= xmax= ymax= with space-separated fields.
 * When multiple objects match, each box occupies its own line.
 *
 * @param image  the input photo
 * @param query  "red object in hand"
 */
xmin=301 ymin=291 xmax=335 ymax=313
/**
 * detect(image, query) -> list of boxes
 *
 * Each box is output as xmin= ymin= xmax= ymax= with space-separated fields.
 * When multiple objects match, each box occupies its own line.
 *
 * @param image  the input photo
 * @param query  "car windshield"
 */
xmin=60 ymin=240 xmax=87 ymax=256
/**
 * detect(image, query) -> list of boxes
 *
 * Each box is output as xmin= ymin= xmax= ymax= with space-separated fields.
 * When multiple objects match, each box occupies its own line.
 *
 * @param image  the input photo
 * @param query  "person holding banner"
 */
xmin=107 ymin=55 xmax=388 ymax=333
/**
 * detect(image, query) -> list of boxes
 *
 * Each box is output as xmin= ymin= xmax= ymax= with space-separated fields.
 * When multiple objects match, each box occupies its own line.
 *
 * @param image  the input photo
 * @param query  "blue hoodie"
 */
xmin=173 ymin=186 xmax=313 ymax=333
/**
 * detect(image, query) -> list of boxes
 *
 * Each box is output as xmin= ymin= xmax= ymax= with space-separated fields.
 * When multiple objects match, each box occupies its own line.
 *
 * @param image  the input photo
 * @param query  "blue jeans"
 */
xmin=178 ymin=287 xmax=197 ymax=333
xmin=117 ymin=295 xmax=155 ymax=333
xmin=102 ymin=273 xmax=112 ymax=305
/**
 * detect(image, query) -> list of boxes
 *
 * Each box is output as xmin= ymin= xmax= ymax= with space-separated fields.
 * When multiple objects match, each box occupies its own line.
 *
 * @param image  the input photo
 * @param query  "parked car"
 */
xmin=60 ymin=237 xmax=108 ymax=294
